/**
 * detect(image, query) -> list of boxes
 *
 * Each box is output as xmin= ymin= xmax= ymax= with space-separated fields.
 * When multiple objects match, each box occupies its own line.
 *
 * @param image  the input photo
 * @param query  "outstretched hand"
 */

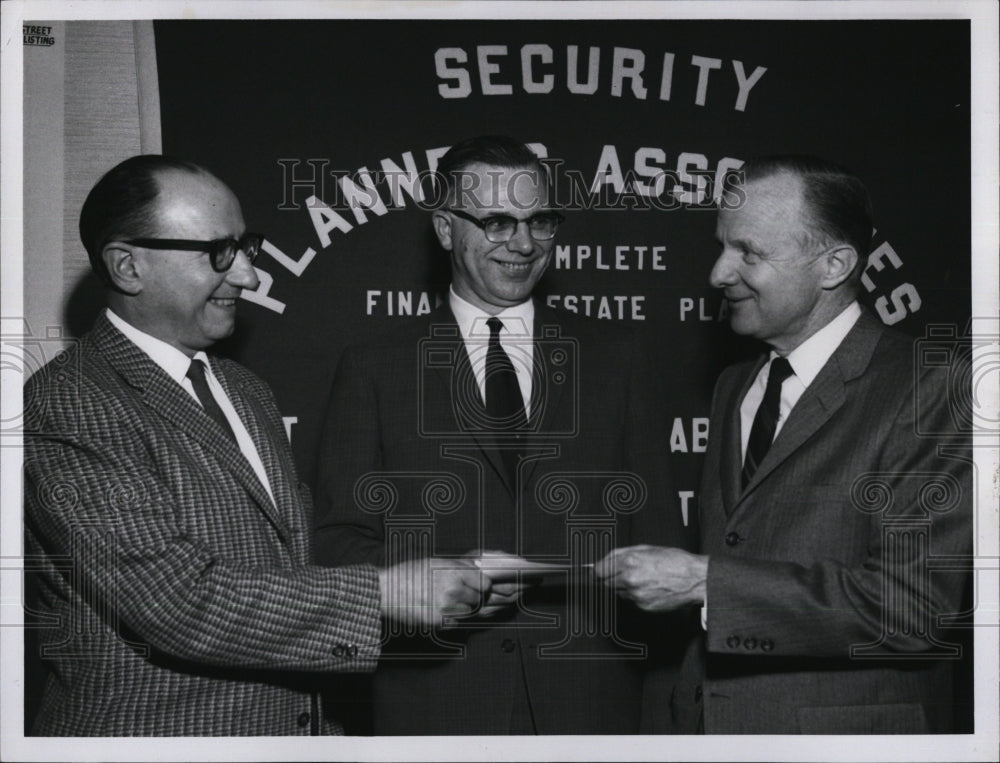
xmin=593 ymin=544 xmax=709 ymax=612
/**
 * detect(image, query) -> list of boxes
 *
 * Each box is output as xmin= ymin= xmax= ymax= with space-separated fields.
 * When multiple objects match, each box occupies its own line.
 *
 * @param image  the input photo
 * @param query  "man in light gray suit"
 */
xmin=23 ymin=155 xmax=492 ymax=735
xmin=595 ymin=155 xmax=972 ymax=733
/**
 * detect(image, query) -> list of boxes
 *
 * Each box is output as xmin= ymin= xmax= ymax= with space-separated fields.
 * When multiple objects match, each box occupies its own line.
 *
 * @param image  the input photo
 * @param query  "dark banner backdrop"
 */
xmin=153 ymin=18 xmax=970 ymax=521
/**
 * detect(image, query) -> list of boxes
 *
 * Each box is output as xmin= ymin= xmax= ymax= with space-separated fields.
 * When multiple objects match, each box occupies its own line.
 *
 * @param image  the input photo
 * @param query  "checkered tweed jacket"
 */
xmin=24 ymin=312 xmax=382 ymax=736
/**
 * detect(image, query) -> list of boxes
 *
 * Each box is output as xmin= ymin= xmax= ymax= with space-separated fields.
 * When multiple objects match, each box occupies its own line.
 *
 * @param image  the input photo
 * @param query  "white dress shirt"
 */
xmin=448 ymin=287 xmax=535 ymax=417
xmin=739 ymin=301 xmax=863 ymax=460
xmin=106 ymin=308 xmax=275 ymax=505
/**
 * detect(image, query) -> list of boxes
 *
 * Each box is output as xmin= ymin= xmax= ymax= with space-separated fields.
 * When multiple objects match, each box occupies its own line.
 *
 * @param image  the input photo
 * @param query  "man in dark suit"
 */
xmin=23 ymin=155 xmax=490 ymax=735
xmin=314 ymin=136 xmax=687 ymax=734
xmin=596 ymin=156 xmax=972 ymax=733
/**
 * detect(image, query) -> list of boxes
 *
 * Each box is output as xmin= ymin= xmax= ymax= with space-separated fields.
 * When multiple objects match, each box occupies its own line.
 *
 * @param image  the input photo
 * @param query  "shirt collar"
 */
xmin=448 ymin=286 xmax=534 ymax=340
xmin=780 ymin=301 xmax=862 ymax=388
xmin=105 ymin=308 xmax=208 ymax=384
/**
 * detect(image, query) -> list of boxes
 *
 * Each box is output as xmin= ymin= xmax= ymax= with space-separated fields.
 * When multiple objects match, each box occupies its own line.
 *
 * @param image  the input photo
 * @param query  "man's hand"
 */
xmin=472 ymin=550 xmax=535 ymax=617
xmin=378 ymin=557 xmax=489 ymax=628
xmin=593 ymin=545 xmax=709 ymax=612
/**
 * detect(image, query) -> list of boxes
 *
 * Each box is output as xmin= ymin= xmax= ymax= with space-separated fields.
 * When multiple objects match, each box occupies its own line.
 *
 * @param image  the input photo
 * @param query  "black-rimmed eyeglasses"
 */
xmin=124 ymin=233 xmax=264 ymax=272
xmin=447 ymin=208 xmax=564 ymax=243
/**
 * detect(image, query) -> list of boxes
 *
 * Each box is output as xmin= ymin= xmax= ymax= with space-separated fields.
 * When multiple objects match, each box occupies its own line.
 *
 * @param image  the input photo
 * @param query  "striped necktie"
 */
xmin=742 ymin=357 xmax=793 ymax=489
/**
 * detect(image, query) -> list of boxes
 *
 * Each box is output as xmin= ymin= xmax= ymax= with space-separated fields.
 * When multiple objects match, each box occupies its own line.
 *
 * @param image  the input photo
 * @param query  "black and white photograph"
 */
xmin=1 ymin=1 xmax=997 ymax=761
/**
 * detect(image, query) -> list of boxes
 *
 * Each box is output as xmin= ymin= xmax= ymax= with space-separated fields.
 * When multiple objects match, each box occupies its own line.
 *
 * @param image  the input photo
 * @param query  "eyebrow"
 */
xmin=717 ymin=233 xmax=756 ymax=249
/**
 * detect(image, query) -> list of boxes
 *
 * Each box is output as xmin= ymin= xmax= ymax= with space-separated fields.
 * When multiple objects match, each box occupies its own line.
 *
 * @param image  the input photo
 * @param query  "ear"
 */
xmin=102 ymin=243 xmax=143 ymax=296
xmin=431 ymin=210 xmax=453 ymax=251
xmin=818 ymin=244 xmax=858 ymax=290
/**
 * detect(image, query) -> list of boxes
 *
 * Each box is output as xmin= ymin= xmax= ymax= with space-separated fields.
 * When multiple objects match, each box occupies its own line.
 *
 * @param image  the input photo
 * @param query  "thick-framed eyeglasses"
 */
xmin=124 ymin=233 xmax=264 ymax=272
xmin=447 ymin=208 xmax=564 ymax=242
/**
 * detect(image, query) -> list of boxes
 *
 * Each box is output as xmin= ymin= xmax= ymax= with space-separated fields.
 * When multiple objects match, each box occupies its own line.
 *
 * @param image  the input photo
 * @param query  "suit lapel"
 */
xmin=427 ymin=309 xmax=515 ymax=496
xmin=92 ymin=315 xmax=289 ymax=539
xmin=518 ymin=305 xmax=566 ymax=489
xmin=214 ymin=367 xmax=299 ymax=548
xmin=735 ymin=311 xmax=884 ymax=505
xmin=722 ymin=356 xmax=766 ymax=515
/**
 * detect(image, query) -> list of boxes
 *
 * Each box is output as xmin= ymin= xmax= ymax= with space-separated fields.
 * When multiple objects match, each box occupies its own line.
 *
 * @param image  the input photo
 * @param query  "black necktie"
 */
xmin=186 ymin=359 xmax=237 ymax=443
xmin=742 ymin=356 xmax=793 ymax=489
xmin=485 ymin=317 xmax=527 ymax=483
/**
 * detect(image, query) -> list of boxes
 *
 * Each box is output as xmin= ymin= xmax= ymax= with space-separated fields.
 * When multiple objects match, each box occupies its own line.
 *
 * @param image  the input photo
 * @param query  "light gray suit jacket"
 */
xmin=672 ymin=311 xmax=972 ymax=734
xmin=24 ymin=313 xmax=383 ymax=735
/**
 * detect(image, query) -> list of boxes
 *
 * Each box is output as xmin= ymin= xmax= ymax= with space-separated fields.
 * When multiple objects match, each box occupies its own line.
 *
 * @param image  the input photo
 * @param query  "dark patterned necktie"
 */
xmin=742 ymin=356 xmax=793 ymax=489
xmin=485 ymin=317 xmax=527 ymax=483
xmin=186 ymin=359 xmax=237 ymax=443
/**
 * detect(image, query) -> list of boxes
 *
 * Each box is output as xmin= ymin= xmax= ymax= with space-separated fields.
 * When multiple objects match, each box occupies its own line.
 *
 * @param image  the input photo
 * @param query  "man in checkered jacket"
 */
xmin=23 ymin=155 xmax=493 ymax=735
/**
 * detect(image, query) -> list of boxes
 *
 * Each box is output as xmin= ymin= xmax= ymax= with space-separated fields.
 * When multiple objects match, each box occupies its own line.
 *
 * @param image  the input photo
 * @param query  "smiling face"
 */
xmin=433 ymin=163 xmax=554 ymax=314
xmin=127 ymin=170 xmax=259 ymax=356
xmin=710 ymin=171 xmax=833 ymax=354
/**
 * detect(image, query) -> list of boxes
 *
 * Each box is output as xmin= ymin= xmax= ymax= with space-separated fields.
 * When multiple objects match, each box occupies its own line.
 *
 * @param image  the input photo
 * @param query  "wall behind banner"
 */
xmin=150 ymin=18 xmax=971 ymax=515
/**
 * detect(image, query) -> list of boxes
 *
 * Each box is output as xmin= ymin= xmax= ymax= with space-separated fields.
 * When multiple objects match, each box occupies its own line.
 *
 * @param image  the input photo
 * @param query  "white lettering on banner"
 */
xmin=261 ymin=240 xmax=316 ymax=277
xmin=635 ymin=147 xmax=668 ymax=197
xmin=435 ymin=47 xmax=472 ymax=98
xmin=260 ymin=148 xmax=914 ymax=327
xmin=366 ymin=290 xmax=444 ymax=317
xmin=380 ymin=152 xmax=425 ymax=207
xmin=306 ymin=194 xmax=354 ymax=247
xmin=669 ymin=417 xmax=709 ymax=453
xmin=861 ymin=239 xmax=923 ymax=325
xmin=690 ymin=55 xmax=722 ymax=106
xmin=678 ymin=491 xmax=694 ymax=527
xmin=433 ymin=44 xmax=768 ymax=111
xmin=589 ymin=145 xmax=744 ymax=203
xmin=554 ymin=244 xmax=668 ymax=271
xmin=733 ymin=60 xmax=768 ymax=112
xmin=875 ymin=283 xmax=922 ymax=325
xmin=339 ymin=169 xmax=388 ymax=225
xmin=591 ymin=144 xmax=627 ymax=193
xmin=239 ymin=268 xmax=286 ymax=314
xmin=674 ymin=152 xmax=710 ymax=204
xmin=567 ymin=45 xmax=600 ymax=94
xmin=659 ymin=53 xmax=675 ymax=101
xmin=545 ymin=294 xmax=646 ymax=321
xmin=611 ymin=47 xmax=647 ymax=99
xmin=679 ymin=297 xmax=718 ymax=322
xmin=478 ymin=45 xmax=513 ymax=95
xmin=522 ymin=44 xmax=554 ymax=93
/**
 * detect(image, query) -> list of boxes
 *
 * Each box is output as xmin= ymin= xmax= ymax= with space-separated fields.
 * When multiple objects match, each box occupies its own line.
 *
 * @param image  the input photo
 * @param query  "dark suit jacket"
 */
xmin=23 ymin=312 xmax=383 ymax=735
xmin=672 ymin=311 xmax=972 ymax=734
xmin=314 ymin=303 xmax=689 ymax=734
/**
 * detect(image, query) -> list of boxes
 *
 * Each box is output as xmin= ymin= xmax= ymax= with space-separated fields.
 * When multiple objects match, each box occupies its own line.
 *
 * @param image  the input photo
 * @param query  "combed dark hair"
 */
xmin=79 ymin=155 xmax=209 ymax=285
xmin=740 ymin=155 xmax=874 ymax=264
xmin=434 ymin=135 xmax=546 ymax=202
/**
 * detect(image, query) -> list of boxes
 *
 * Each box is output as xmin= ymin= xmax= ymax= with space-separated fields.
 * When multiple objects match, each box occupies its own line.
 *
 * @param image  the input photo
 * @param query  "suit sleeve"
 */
xmin=704 ymin=360 xmax=972 ymax=658
xmin=24 ymin=370 xmax=383 ymax=672
xmin=313 ymin=345 xmax=388 ymax=566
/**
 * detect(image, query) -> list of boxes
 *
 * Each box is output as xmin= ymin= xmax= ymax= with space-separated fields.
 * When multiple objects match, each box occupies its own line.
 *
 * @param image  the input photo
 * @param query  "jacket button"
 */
xmin=760 ymin=639 xmax=774 ymax=652
xmin=297 ymin=711 xmax=310 ymax=728
xmin=725 ymin=532 xmax=741 ymax=547
xmin=501 ymin=638 xmax=516 ymax=653
xmin=743 ymin=637 xmax=757 ymax=650
xmin=726 ymin=635 xmax=740 ymax=649
xmin=694 ymin=685 xmax=703 ymax=702
xmin=333 ymin=645 xmax=346 ymax=657
xmin=348 ymin=644 xmax=359 ymax=657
